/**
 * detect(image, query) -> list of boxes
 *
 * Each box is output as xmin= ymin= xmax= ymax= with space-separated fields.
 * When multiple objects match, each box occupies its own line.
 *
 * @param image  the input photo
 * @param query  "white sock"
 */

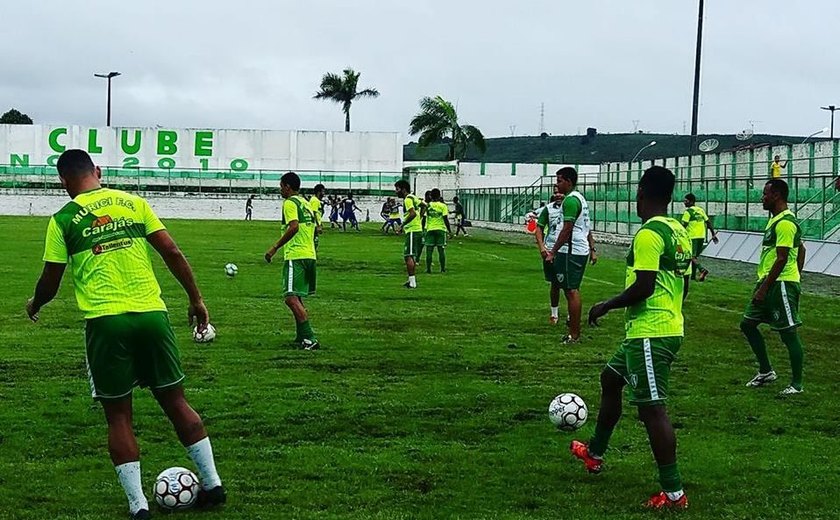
xmin=186 ymin=437 xmax=222 ymax=490
xmin=115 ymin=461 xmax=148 ymax=514
xmin=666 ymin=490 xmax=685 ymax=501
xmin=550 ymin=306 xmax=559 ymax=318
xmin=408 ymin=275 xmax=416 ymax=287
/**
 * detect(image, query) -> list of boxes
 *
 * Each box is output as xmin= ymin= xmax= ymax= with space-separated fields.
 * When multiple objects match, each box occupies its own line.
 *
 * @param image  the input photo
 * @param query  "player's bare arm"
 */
xmin=797 ymin=242 xmax=807 ymax=273
xmin=26 ymin=262 xmax=66 ymax=321
xmin=547 ymin=220 xmax=574 ymax=262
xmin=534 ymin=224 xmax=548 ymax=258
xmin=265 ymin=220 xmax=299 ymax=263
xmin=147 ymin=230 xmax=209 ymax=330
xmin=706 ymin=220 xmax=719 ymax=244
xmin=753 ymin=246 xmax=790 ymax=303
xmin=587 ymin=231 xmax=598 ymax=265
xmin=402 ymin=207 xmax=417 ymax=227
xmin=444 ymin=216 xmax=452 ymax=237
xmin=588 ymin=270 xmax=657 ymax=326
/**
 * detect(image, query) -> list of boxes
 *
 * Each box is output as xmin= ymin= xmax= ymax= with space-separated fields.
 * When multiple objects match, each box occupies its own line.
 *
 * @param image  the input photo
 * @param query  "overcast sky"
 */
xmin=2 ymin=1 xmax=837 ymax=139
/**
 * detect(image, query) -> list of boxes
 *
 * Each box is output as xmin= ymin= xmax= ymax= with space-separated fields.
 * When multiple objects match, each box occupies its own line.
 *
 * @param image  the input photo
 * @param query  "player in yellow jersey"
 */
xmin=770 ymin=155 xmax=787 ymax=179
xmin=395 ymin=179 xmax=425 ymax=288
xmin=571 ymin=166 xmax=691 ymax=510
xmin=741 ymin=179 xmax=807 ymax=396
xmin=265 ymin=172 xmax=320 ymax=350
xmin=25 ymin=150 xmax=225 ymax=519
xmin=309 ymin=183 xmax=325 ymax=250
xmin=424 ymin=188 xmax=452 ymax=273
xmin=680 ymin=193 xmax=719 ymax=281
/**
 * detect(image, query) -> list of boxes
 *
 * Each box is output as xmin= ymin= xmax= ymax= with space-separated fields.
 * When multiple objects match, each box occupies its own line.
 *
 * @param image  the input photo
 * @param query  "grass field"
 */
xmin=1 ymin=216 xmax=839 ymax=520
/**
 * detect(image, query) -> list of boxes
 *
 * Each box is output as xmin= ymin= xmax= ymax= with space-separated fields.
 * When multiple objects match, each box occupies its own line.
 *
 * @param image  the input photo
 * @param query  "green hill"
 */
xmin=403 ymin=133 xmax=831 ymax=164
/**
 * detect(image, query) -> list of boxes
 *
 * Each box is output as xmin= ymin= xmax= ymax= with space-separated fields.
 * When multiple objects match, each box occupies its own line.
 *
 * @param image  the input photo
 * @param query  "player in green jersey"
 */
xmin=25 ymin=150 xmax=225 ymax=519
xmin=740 ymin=179 xmax=807 ymax=396
xmin=309 ymin=183 xmax=325 ymax=251
xmin=571 ymin=166 xmax=691 ymax=510
xmin=395 ymin=180 xmax=425 ymax=288
xmin=265 ymin=172 xmax=320 ymax=350
xmin=680 ymin=193 xmax=719 ymax=281
xmin=424 ymin=188 xmax=452 ymax=273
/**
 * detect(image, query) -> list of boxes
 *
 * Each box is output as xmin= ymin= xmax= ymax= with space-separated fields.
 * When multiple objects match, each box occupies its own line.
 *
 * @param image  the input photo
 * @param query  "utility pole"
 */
xmin=94 ymin=71 xmax=122 ymax=126
xmin=690 ymin=0 xmax=705 ymax=150
xmin=820 ymin=105 xmax=838 ymax=140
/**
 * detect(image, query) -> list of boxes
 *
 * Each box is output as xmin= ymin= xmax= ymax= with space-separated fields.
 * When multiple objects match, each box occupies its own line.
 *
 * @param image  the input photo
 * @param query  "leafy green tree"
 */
xmin=0 ymin=109 xmax=33 ymax=124
xmin=409 ymin=96 xmax=485 ymax=160
xmin=314 ymin=68 xmax=379 ymax=131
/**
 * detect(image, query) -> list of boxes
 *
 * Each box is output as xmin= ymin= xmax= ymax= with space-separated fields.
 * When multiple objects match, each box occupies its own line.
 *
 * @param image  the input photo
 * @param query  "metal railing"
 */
xmin=0 ymin=165 xmax=406 ymax=196
xmin=458 ymin=173 xmax=840 ymax=241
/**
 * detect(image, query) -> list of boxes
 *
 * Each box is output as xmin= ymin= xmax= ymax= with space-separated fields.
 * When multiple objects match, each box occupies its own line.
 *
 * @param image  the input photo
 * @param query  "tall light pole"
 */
xmin=94 ymin=71 xmax=121 ymax=126
xmin=820 ymin=105 xmax=837 ymax=140
xmin=631 ymin=141 xmax=657 ymax=163
xmin=690 ymin=0 xmax=705 ymax=151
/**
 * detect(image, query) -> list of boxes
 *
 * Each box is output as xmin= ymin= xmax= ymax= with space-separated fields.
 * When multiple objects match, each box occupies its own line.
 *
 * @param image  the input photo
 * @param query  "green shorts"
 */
xmin=424 ymin=230 xmax=447 ymax=247
xmin=606 ymin=336 xmax=682 ymax=407
xmin=404 ymin=231 xmax=424 ymax=259
xmin=552 ymin=252 xmax=588 ymax=290
xmin=691 ymin=238 xmax=705 ymax=257
xmin=743 ymin=281 xmax=801 ymax=331
xmin=85 ymin=311 xmax=184 ymax=401
xmin=283 ymin=258 xmax=317 ymax=297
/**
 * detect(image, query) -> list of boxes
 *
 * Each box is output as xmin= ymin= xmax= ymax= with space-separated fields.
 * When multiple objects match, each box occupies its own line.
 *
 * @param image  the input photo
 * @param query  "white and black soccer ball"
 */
xmin=154 ymin=467 xmax=200 ymax=511
xmin=224 ymin=263 xmax=238 ymax=277
xmin=548 ymin=393 xmax=588 ymax=431
xmin=193 ymin=323 xmax=216 ymax=343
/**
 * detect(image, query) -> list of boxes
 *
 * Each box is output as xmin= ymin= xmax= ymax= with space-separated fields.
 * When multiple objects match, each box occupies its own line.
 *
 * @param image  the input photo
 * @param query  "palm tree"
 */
xmin=409 ymin=96 xmax=486 ymax=161
xmin=314 ymin=68 xmax=379 ymax=132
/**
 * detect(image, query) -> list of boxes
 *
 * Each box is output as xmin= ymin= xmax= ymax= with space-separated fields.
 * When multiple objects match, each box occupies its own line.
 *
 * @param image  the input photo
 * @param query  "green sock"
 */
xmin=294 ymin=320 xmax=303 ymax=341
xmin=588 ymin=423 xmax=614 ymax=458
xmin=299 ymin=320 xmax=315 ymax=341
xmin=740 ymin=320 xmax=772 ymax=373
xmin=658 ymin=463 xmax=682 ymax=493
xmin=426 ymin=247 xmax=433 ymax=272
xmin=779 ymin=329 xmax=804 ymax=390
xmin=439 ymin=247 xmax=446 ymax=271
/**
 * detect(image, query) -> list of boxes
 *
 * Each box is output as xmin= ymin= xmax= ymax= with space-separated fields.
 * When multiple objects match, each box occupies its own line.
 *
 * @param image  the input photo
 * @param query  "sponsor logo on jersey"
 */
xmin=82 ymin=215 xmax=135 ymax=237
xmin=92 ymin=237 xmax=133 ymax=255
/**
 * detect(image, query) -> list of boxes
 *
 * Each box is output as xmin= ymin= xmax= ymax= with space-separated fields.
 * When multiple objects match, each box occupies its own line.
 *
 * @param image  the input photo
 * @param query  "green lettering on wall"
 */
xmin=194 ymin=131 xmax=213 ymax=156
xmin=88 ymin=129 xmax=103 ymax=154
xmin=11 ymin=154 xmax=30 ymax=167
xmin=46 ymin=154 xmax=59 ymax=166
xmin=48 ymin=128 xmax=68 ymax=153
xmin=121 ymin=129 xmax=142 ymax=154
xmin=157 ymin=131 xmax=178 ymax=155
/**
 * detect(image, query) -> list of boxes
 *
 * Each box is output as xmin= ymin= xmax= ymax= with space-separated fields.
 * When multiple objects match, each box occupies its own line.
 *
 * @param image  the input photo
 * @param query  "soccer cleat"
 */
xmin=745 ymin=370 xmax=777 ymax=387
xmin=403 ymin=282 xmax=416 ymax=289
xmin=778 ymin=385 xmax=803 ymax=396
xmin=549 ymin=316 xmax=559 ymax=325
xmin=644 ymin=491 xmax=688 ymax=510
xmin=561 ymin=335 xmax=581 ymax=345
xmin=698 ymin=268 xmax=709 ymax=282
xmin=301 ymin=339 xmax=320 ymax=351
xmin=195 ymin=485 xmax=227 ymax=508
xmin=569 ymin=440 xmax=603 ymax=474
xmin=130 ymin=509 xmax=151 ymax=520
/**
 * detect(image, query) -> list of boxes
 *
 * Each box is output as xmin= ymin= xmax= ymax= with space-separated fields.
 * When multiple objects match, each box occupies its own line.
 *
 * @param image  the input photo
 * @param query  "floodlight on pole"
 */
xmin=820 ymin=105 xmax=837 ymax=140
xmin=800 ymin=128 xmax=828 ymax=145
xmin=94 ymin=71 xmax=121 ymax=126
xmin=631 ymin=141 xmax=657 ymax=163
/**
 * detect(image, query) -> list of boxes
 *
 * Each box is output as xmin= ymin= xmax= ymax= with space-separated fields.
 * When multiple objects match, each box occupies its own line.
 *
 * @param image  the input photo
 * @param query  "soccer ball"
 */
xmin=193 ymin=323 xmax=216 ymax=343
xmin=153 ymin=467 xmax=200 ymax=511
xmin=224 ymin=263 xmax=238 ymax=277
xmin=548 ymin=393 xmax=588 ymax=431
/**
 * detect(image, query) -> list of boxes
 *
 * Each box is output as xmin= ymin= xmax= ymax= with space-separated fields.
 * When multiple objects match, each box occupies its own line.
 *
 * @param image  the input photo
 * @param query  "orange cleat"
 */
xmin=549 ymin=316 xmax=559 ymax=325
xmin=644 ymin=491 xmax=688 ymax=510
xmin=569 ymin=440 xmax=603 ymax=474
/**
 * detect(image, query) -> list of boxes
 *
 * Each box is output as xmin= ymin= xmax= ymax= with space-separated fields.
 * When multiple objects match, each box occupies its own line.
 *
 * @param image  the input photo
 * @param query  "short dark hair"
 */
xmin=556 ymin=166 xmax=578 ymax=186
xmin=56 ymin=149 xmax=95 ymax=178
xmin=280 ymin=171 xmax=301 ymax=191
xmin=453 ymin=196 xmax=459 ymax=202
xmin=431 ymin=188 xmax=441 ymax=200
xmin=765 ymin=179 xmax=789 ymax=201
xmin=395 ymin=179 xmax=410 ymax=191
xmin=638 ymin=166 xmax=675 ymax=204
xmin=313 ymin=183 xmax=325 ymax=193
xmin=684 ymin=193 xmax=696 ymax=203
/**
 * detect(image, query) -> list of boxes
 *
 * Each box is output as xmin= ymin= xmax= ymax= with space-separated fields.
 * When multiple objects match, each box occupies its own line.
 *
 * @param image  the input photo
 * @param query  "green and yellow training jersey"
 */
xmin=42 ymin=187 xmax=167 ymax=319
xmin=281 ymin=195 xmax=317 ymax=261
xmin=757 ymin=209 xmax=801 ymax=283
xmin=624 ymin=216 xmax=692 ymax=339
xmin=680 ymin=206 xmax=709 ymax=240
xmin=403 ymin=194 xmax=424 ymax=233
xmin=425 ymin=201 xmax=449 ymax=232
